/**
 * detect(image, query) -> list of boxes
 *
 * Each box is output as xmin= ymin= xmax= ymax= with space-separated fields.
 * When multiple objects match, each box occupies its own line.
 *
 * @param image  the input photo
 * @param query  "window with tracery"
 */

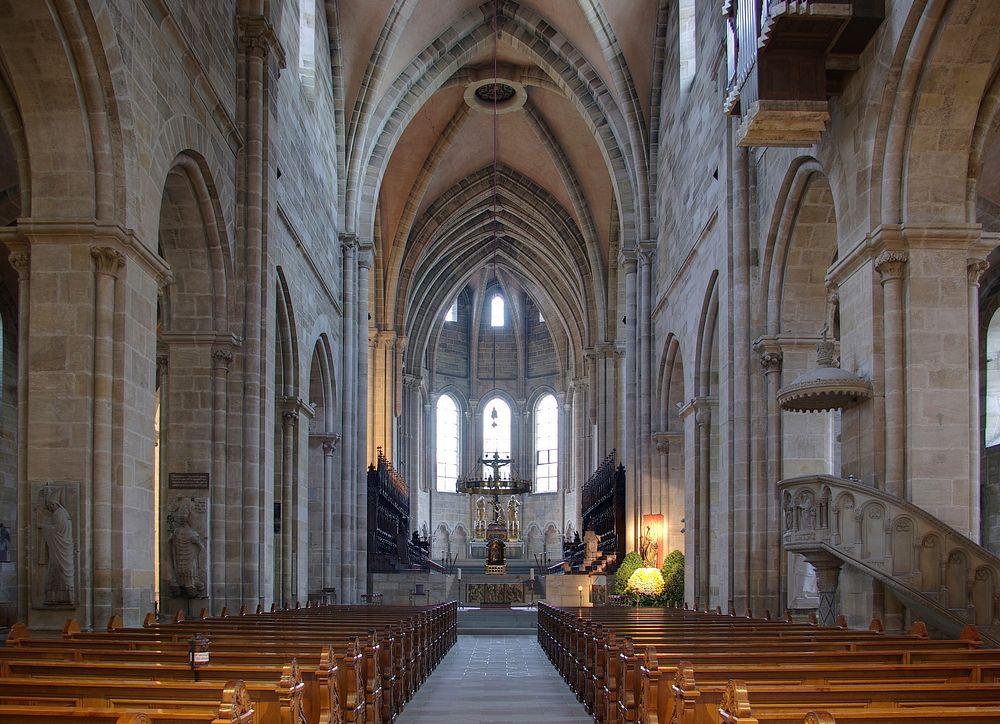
xmin=490 ymin=295 xmax=505 ymax=327
xmin=534 ymin=394 xmax=558 ymax=492
xmin=436 ymin=395 xmax=460 ymax=492
xmin=482 ymin=397 xmax=511 ymax=479
xmin=986 ymin=309 xmax=1000 ymax=447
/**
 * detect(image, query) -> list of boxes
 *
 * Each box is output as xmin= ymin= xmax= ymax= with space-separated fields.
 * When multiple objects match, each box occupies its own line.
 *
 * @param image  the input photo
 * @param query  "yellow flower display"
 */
xmin=626 ymin=566 xmax=665 ymax=597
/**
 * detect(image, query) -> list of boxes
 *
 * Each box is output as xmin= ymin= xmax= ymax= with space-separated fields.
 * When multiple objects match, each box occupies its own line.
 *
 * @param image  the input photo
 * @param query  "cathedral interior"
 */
xmin=0 ymin=0 xmax=999 ymax=648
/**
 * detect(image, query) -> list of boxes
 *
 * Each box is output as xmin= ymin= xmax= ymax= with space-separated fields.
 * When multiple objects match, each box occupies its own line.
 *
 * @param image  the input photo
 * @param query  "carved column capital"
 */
xmin=91 ymin=246 xmax=125 ymax=277
xmin=211 ymin=348 xmax=234 ymax=370
xmin=753 ymin=337 xmax=783 ymax=376
xmin=617 ymin=248 xmax=638 ymax=274
xmin=237 ymin=14 xmax=287 ymax=67
xmin=652 ymin=431 xmax=681 ymax=455
xmin=282 ymin=410 xmax=299 ymax=426
xmin=637 ymin=241 xmax=656 ymax=268
xmin=8 ymin=250 xmax=29 ymax=280
xmin=874 ymin=249 xmax=908 ymax=282
xmin=356 ymin=246 xmax=374 ymax=271
xmin=156 ymin=351 xmax=169 ymax=374
xmin=968 ymin=259 xmax=990 ymax=287
xmin=339 ymin=233 xmax=357 ymax=254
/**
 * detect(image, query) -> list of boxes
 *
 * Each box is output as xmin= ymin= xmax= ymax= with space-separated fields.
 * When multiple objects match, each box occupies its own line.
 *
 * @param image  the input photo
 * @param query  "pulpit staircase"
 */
xmin=553 ymin=551 xmax=618 ymax=576
xmin=778 ymin=474 xmax=1000 ymax=647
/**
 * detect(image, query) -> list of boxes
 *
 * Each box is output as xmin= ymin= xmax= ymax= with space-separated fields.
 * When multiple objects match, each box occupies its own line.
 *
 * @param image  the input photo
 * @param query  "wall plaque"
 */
xmin=169 ymin=473 xmax=209 ymax=489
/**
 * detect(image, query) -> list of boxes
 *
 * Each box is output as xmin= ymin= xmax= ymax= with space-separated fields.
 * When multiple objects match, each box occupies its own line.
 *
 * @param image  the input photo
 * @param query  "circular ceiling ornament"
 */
xmin=475 ymin=82 xmax=516 ymax=103
xmin=464 ymin=76 xmax=527 ymax=114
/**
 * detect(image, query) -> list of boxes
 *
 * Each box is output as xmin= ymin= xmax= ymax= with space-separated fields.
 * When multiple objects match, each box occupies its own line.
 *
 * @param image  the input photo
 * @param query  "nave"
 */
xmin=396 ymin=633 xmax=589 ymax=724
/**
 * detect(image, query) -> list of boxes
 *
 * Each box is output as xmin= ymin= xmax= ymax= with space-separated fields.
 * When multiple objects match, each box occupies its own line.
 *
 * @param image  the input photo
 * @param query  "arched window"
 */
xmin=445 ymin=301 xmax=457 ymax=322
xmin=436 ymin=395 xmax=460 ymax=492
xmin=986 ymin=309 xmax=1000 ymax=447
xmin=490 ymin=295 xmax=505 ymax=327
xmin=534 ymin=394 xmax=558 ymax=492
xmin=679 ymin=0 xmax=696 ymax=91
xmin=299 ymin=0 xmax=316 ymax=90
xmin=482 ymin=397 xmax=511 ymax=480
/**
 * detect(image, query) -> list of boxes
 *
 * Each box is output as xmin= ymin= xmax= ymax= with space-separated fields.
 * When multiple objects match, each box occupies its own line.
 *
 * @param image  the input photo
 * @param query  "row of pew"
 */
xmin=0 ymin=600 xmax=457 ymax=723
xmin=538 ymin=602 xmax=1000 ymax=723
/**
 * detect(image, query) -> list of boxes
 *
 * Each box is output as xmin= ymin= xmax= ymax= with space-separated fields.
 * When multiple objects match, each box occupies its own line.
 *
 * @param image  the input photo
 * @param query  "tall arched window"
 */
xmin=436 ymin=395 xmax=460 ymax=492
xmin=679 ymin=0 xmax=696 ymax=91
xmin=490 ymin=295 xmax=505 ymax=327
xmin=534 ymin=394 xmax=558 ymax=492
xmin=986 ymin=309 xmax=1000 ymax=447
xmin=482 ymin=397 xmax=511 ymax=480
xmin=299 ymin=0 xmax=316 ymax=91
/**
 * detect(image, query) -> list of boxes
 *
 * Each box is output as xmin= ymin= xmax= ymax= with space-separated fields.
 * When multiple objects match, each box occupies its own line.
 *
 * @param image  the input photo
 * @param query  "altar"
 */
xmin=465 ymin=582 xmax=527 ymax=607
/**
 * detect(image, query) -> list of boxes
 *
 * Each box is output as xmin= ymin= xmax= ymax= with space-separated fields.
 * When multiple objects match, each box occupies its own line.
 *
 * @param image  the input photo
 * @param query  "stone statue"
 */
xmin=639 ymin=525 xmax=658 ymax=567
xmin=506 ymin=496 xmax=520 ymax=540
xmin=0 ymin=521 xmax=9 ymax=562
xmin=168 ymin=499 xmax=206 ymax=598
xmin=474 ymin=497 xmax=487 ymax=539
xmin=583 ymin=529 xmax=599 ymax=566
xmin=491 ymin=498 xmax=506 ymax=526
xmin=38 ymin=491 xmax=75 ymax=605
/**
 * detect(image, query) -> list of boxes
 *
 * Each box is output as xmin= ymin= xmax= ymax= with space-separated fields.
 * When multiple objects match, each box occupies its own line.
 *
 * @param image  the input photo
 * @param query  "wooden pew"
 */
xmin=718 ymin=680 xmax=1000 ymax=723
xmin=0 ymin=679 xmax=255 ymax=723
xmin=537 ymin=602 xmax=1000 ymax=724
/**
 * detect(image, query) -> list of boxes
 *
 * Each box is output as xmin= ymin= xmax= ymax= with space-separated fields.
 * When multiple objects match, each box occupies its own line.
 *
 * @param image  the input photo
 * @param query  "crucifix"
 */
xmin=479 ymin=451 xmax=512 ymax=523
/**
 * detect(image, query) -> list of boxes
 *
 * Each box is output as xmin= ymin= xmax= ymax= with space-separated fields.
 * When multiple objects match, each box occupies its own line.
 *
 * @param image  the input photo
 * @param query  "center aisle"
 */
xmin=395 ymin=635 xmax=591 ymax=723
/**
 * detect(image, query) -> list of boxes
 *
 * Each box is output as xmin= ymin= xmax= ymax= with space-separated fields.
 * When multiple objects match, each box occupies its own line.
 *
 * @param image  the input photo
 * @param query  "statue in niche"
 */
xmin=38 ymin=489 xmax=75 ymax=605
xmin=474 ymin=497 xmax=487 ymax=539
xmin=639 ymin=525 xmax=658 ymax=567
xmin=167 ymin=498 xmax=206 ymax=598
xmin=583 ymin=529 xmax=599 ymax=566
xmin=506 ymin=497 xmax=520 ymax=540
xmin=487 ymin=537 xmax=505 ymax=566
xmin=491 ymin=498 xmax=506 ymax=526
xmin=0 ymin=521 xmax=9 ymax=562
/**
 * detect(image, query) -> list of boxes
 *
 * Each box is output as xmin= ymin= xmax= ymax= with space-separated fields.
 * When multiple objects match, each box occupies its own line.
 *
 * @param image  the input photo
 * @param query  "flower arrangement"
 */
xmin=626 ymin=567 xmax=665 ymax=597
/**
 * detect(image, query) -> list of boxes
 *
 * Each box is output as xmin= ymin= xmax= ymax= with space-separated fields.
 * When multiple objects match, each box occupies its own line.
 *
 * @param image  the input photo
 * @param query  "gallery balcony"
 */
xmin=724 ymin=1 xmax=884 ymax=147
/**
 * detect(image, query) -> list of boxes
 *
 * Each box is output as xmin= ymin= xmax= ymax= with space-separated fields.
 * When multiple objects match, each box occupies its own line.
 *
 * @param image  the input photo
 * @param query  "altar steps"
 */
xmin=457 ymin=607 xmax=538 ymax=636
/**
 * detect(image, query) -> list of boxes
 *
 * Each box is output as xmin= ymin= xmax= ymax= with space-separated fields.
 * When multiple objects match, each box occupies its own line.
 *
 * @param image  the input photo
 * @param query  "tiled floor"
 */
xmin=395 ymin=635 xmax=591 ymax=723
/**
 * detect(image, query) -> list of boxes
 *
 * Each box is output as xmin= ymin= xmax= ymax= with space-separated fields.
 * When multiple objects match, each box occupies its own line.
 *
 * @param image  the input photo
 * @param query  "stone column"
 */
xmin=638 ymin=242 xmax=655 ymax=523
xmin=236 ymin=13 xmax=284 ymax=607
xmin=9 ymin=249 xmax=29 ymax=621
xmin=280 ymin=409 xmax=297 ymax=603
xmin=356 ymin=246 xmax=373 ymax=596
xmin=968 ymin=259 xmax=989 ymax=542
xmin=801 ymin=551 xmax=843 ymax=627
xmin=620 ymin=249 xmax=639 ymax=551
xmin=679 ymin=397 xmax=710 ymax=608
xmin=731 ymin=147 xmax=752 ymax=614
xmin=91 ymin=246 xmax=124 ymax=625
xmin=875 ymin=250 xmax=908 ymax=499
xmin=754 ymin=338 xmax=783 ymax=613
xmin=210 ymin=348 xmax=233 ymax=605
xmin=339 ymin=234 xmax=356 ymax=601
xmin=321 ymin=436 xmax=339 ymax=591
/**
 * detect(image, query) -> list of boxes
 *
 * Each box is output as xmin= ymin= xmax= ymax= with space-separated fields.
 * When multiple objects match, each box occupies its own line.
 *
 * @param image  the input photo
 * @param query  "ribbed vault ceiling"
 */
xmin=338 ymin=0 xmax=660 ymax=368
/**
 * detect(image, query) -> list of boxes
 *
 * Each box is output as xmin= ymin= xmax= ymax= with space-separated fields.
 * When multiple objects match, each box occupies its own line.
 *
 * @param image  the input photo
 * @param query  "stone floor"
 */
xmin=395 ymin=635 xmax=590 ymax=723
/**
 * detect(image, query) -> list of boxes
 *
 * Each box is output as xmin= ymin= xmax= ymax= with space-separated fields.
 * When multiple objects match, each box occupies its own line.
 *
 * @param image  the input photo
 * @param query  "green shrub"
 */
xmin=615 ymin=551 xmax=643 ymax=594
xmin=661 ymin=549 xmax=685 ymax=605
